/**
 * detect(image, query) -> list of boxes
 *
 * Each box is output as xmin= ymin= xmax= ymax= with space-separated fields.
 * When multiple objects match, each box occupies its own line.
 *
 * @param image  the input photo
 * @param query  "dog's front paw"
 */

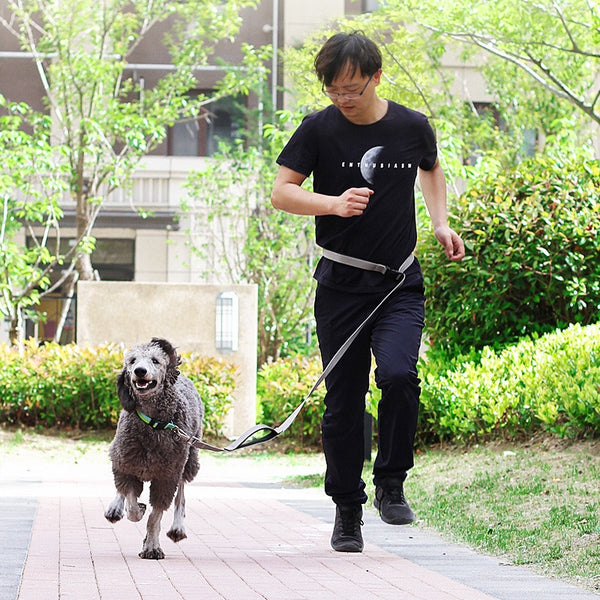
xmin=127 ymin=502 xmax=147 ymax=522
xmin=167 ymin=527 xmax=187 ymax=543
xmin=104 ymin=506 xmax=124 ymax=523
xmin=139 ymin=547 xmax=165 ymax=560
xmin=105 ymin=495 xmax=125 ymax=523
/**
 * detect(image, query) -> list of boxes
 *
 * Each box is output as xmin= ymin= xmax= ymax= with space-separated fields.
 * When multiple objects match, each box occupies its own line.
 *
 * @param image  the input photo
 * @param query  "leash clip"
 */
xmin=385 ymin=268 xmax=407 ymax=283
xmin=173 ymin=426 xmax=192 ymax=444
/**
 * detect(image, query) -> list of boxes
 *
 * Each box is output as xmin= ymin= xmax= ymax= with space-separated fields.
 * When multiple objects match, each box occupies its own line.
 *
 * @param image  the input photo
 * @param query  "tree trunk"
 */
xmin=75 ymin=188 xmax=96 ymax=281
xmin=76 ymin=252 xmax=96 ymax=281
xmin=54 ymin=271 xmax=79 ymax=344
xmin=8 ymin=307 xmax=24 ymax=354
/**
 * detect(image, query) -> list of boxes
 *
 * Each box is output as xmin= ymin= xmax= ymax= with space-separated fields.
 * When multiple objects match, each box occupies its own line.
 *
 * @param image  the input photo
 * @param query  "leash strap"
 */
xmin=136 ymin=252 xmax=414 ymax=453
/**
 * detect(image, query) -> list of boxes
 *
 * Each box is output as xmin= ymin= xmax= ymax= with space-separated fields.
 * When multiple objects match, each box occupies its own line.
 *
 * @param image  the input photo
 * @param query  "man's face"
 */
xmin=323 ymin=65 xmax=381 ymax=123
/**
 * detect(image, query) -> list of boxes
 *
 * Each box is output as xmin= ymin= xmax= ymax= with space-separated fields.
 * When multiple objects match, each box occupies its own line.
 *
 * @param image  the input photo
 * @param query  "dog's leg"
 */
xmin=110 ymin=472 xmax=146 ymax=522
xmin=105 ymin=493 xmax=126 ymax=523
xmin=105 ymin=490 xmax=147 ymax=523
xmin=124 ymin=490 xmax=147 ymax=522
xmin=167 ymin=482 xmax=187 ymax=543
xmin=139 ymin=507 xmax=165 ymax=559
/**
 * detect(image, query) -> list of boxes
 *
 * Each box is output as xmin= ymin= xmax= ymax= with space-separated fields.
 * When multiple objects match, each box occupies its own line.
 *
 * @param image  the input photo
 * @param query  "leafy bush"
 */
xmin=418 ymin=155 xmax=600 ymax=354
xmin=257 ymin=356 xmax=325 ymax=447
xmin=179 ymin=352 xmax=237 ymax=437
xmin=419 ymin=323 xmax=600 ymax=443
xmin=0 ymin=341 xmax=120 ymax=428
xmin=0 ymin=341 xmax=236 ymax=436
xmin=257 ymin=325 xmax=600 ymax=447
xmin=257 ymin=355 xmax=381 ymax=448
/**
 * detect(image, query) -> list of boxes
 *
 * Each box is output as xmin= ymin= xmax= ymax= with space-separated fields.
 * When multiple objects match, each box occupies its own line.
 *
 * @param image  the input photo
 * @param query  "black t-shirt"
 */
xmin=276 ymin=100 xmax=437 ymax=293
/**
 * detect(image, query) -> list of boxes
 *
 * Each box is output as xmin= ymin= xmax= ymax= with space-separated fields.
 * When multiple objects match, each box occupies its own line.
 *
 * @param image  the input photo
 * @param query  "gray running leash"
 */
xmin=138 ymin=252 xmax=415 ymax=453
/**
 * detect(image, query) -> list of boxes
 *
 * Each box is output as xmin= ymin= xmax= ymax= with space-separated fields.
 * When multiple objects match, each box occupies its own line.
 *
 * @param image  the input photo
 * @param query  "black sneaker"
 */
xmin=374 ymin=483 xmax=415 ymax=525
xmin=330 ymin=504 xmax=364 ymax=552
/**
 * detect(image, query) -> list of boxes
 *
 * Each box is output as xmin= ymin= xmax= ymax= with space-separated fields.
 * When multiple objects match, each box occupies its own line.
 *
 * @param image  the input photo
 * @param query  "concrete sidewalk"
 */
xmin=2 ymin=452 xmax=600 ymax=600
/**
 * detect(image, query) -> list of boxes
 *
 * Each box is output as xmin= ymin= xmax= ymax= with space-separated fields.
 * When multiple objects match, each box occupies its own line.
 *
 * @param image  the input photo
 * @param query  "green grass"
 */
xmin=381 ymin=439 xmax=600 ymax=593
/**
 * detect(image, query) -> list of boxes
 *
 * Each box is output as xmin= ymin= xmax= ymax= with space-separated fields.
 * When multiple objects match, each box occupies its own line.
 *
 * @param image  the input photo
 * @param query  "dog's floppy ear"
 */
xmin=151 ymin=337 xmax=181 ymax=385
xmin=117 ymin=368 xmax=136 ymax=412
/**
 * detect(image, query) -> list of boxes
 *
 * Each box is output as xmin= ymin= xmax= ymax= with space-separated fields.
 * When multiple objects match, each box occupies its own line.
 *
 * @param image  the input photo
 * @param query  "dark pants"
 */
xmin=314 ymin=272 xmax=425 ymax=506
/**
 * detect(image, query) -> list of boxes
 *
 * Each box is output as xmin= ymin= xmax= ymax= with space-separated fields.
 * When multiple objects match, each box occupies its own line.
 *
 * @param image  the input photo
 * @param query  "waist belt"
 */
xmin=322 ymin=248 xmax=415 ymax=281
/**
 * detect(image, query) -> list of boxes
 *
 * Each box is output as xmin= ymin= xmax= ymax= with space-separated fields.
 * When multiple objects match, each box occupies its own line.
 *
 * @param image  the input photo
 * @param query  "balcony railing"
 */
xmin=59 ymin=155 xmax=211 ymax=211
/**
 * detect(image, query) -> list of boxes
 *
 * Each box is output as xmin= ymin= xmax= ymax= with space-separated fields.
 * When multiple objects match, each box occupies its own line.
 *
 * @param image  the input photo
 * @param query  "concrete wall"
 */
xmin=76 ymin=281 xmax=258 ymax=438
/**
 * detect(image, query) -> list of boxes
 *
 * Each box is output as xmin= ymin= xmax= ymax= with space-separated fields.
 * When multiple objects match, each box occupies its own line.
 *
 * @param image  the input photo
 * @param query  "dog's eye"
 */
xmin=151 ymin=358 xmax=159 ymax=365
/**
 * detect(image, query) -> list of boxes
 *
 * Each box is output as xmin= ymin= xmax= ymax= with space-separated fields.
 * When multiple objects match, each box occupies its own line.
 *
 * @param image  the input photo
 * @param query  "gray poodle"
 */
xmin=104 ymin=337 xmax=204 ymax=559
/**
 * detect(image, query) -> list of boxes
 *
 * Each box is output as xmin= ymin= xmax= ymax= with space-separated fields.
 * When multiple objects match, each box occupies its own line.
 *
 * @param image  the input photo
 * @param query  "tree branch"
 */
xmin=438 ymin=29 xmax=600 ymax=125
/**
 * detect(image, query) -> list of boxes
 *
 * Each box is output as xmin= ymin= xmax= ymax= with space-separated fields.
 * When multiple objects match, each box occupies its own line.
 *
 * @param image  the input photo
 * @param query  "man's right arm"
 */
xmin=271 ymin=165 xmax=373 ymax=218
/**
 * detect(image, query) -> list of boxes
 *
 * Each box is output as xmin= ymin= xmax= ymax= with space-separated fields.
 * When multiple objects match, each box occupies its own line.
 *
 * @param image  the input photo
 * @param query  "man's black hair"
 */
xmin=314 ymin=31 xmax=382 ymax=87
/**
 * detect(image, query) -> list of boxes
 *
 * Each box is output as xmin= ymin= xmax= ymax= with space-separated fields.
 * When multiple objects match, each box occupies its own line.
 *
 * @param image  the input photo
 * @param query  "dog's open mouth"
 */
xmin=133 ymin=379 xmax=158 ymax=392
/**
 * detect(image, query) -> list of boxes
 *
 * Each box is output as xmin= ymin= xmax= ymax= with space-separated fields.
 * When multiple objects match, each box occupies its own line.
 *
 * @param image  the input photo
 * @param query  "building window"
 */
xmin=215 ymin=291 xmax=239 ymax=353
xmin=465 ymin=102 xmax=505 ymax=166
xmin=472 ymin=102 xmax=503 ymax=128
xmin=466 ymin=102 xmax=537 ymax=162
xmin=521 ymin=128 xmax=538 ymax=157
xmin=170 ymin=117 xmax=202 ymax=156
xmin=27 ymin=237 xmax=135 ymax=282
xmin=92 ymin=239 xmax=135 ymax=281
xmin=168 ymin=92 xmax=244 ymax=157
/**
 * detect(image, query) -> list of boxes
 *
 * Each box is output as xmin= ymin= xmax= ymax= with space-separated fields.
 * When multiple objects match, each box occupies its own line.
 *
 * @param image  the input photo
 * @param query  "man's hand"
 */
xmin=333 ymin=187 xmax=373 ymax=217
xmin=434 ymin=224 xmax=465 ymax=261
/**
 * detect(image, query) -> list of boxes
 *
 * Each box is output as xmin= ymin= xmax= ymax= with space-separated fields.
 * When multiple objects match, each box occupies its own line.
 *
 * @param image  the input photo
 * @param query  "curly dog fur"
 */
xmin=104 ymin=337 xmax=204 ymax=559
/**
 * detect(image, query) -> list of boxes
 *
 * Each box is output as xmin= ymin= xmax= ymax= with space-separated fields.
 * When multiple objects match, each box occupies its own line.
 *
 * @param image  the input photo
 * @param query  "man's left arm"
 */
xmin=418 ymin=160 xmax=465 ymax=262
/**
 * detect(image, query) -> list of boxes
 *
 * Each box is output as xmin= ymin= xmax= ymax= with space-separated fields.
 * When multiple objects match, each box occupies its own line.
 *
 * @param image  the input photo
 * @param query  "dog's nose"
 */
xmin=134 ymin=366 xmax=147 ymax=378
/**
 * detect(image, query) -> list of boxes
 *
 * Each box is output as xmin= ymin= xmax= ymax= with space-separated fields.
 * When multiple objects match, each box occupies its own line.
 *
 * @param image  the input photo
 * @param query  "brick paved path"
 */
xmin=3 ymin=453 xmax=600 ymax=600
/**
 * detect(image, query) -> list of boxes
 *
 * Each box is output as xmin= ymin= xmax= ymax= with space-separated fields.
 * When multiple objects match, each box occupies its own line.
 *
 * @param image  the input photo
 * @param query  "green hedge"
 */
xmin=0 ymin=341 xmax=236 ymax=436
xmin=257 ymin=323 xmax=600 ymax=447
xmin=418 ymin=322 xmax=600 ymax=443
xmin=418 ymin=155 xmax=600 ymax=354
xmin=3 ymin=323 xmax=598 ymax=447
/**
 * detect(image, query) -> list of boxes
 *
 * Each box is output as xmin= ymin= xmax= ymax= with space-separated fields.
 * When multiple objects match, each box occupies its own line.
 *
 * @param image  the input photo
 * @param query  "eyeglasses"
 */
xmin=322 ymin=75 xmax=373 ymax=101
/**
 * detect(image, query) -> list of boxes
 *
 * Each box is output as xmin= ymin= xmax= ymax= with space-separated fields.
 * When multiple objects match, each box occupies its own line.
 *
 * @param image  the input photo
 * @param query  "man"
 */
xmin=271 ymin=31 xmax=464 ymax=552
